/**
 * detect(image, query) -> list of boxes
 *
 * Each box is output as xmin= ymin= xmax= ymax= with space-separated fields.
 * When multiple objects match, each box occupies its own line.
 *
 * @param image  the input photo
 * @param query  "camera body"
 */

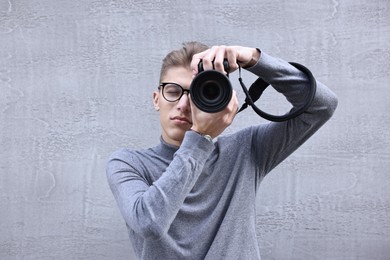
xmin=189 ymin=60 xmax=233 ymax=113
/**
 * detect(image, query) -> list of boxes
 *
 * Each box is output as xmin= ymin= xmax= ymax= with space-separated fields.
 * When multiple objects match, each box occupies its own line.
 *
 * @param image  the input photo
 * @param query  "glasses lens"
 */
xmin=163 ymin=84 xmax=183 ymax=101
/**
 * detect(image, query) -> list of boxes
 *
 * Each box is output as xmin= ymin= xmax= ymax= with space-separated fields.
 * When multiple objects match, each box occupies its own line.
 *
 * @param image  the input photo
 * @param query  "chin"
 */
xmin=165 ymin=128 xmax=185 ymax=143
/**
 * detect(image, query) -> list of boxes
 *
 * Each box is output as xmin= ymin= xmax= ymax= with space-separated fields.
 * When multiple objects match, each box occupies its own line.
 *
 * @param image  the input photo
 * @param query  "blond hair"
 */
xmin=159 ymin=41 xmax=209 ymax=82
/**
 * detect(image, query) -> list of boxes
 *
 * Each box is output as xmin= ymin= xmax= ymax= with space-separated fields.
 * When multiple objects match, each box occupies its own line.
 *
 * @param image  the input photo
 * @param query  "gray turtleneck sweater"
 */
xmin=106 ymin=52 xmax=338 ymax=260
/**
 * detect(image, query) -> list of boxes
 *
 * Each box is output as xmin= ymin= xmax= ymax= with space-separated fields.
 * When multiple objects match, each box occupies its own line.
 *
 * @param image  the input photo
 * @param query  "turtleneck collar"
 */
xmin=152 ymin=136 xmax=179 ymax=160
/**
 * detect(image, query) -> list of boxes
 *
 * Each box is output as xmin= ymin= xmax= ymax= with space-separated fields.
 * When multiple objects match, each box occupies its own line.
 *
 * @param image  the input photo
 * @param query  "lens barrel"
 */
xmin=190 ymin=60 xmax=232 ymax=113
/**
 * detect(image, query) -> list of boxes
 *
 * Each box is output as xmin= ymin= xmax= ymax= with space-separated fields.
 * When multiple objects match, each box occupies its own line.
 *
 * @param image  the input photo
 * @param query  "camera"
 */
xmin=190 ymin=59 xmax=233 ymax=113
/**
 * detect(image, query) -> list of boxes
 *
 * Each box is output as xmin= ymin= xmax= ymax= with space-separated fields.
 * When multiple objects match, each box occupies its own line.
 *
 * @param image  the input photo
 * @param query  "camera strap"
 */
xmin=237 ymin=62 xmax=317 ymax=122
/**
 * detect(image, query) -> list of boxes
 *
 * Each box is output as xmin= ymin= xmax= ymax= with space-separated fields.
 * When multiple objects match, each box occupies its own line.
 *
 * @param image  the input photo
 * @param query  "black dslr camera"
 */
xmin=189 ymin=57 xmax=317 ymax=121
xmin=189 ymin=60 xmax=233 ymax=113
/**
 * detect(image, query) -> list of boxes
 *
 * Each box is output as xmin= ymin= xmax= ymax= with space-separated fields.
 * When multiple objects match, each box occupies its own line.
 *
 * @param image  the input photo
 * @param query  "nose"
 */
xmin=176 ymin=91 xmax=190 ymax=112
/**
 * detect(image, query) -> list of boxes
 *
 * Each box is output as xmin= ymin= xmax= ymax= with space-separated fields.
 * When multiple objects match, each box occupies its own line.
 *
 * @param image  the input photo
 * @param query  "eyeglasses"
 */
xmin=159 ymin=82 xmax=190 ymax=102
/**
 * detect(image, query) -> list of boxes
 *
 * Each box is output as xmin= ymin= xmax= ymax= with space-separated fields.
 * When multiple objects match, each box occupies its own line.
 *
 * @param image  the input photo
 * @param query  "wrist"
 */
xmin=190 ymin=129 xmax=213 ymax=142
xmin=242 ymin=48 xmax=261 ymax=68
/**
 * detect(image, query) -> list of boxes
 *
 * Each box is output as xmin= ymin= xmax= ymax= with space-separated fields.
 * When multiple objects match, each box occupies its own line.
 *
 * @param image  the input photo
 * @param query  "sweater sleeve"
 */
xmin=106 ymin=131 xmax=214 ymax=240
xmin=245 ymin=51 xmax=338 ymax=175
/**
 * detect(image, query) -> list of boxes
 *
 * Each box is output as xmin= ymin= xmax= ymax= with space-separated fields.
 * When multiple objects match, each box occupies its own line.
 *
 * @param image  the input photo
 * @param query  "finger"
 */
xmin=201 ymin=46 xmax=220 ymax=71
xmin=226 ymin=47 xmax=239 ymax=72
xmin=230 ymin=90 xmax=239 ymax=112
xmin=213 ymin=46 xmax=227 ymax=74
xmin=191 ymin=51 xmax=206 ymax=75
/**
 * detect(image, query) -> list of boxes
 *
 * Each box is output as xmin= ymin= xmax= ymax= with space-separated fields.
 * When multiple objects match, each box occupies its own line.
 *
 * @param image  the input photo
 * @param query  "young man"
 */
xmin=106 ymin=42 xmax=338 ymax=259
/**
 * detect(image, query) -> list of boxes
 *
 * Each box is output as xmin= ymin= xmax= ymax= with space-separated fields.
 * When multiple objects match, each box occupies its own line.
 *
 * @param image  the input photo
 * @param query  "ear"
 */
xmin=153 ymin=91 xmax=160 ymax=111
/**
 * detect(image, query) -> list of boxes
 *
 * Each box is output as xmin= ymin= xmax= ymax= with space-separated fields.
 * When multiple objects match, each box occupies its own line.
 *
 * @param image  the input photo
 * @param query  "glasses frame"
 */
xmin=159 ymin=82 xmax=190 ymax=102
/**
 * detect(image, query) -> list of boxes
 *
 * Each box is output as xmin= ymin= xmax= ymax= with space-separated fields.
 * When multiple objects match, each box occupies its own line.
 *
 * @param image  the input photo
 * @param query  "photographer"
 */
xmin=106 ymin=42 xmax=338 ymax=259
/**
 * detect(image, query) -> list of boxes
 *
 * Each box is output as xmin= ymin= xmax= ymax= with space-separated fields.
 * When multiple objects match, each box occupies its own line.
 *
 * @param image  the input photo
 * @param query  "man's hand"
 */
xmin=188 ymin=45 xmax=260 ymax=138
xmin=191 ymin=45 xmax=260 ymax=76
xmin=190 ymin=90 xmax=239 ymax=139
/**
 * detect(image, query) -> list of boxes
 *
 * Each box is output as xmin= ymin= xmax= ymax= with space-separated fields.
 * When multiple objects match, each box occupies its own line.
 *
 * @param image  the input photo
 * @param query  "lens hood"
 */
xmin=190 ymin=70 xmax=233 ymax=113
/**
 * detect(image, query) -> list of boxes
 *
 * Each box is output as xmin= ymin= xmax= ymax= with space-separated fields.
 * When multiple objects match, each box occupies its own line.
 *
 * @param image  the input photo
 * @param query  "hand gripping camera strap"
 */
xmin=237 ymin=62 xmax=317 ymax=122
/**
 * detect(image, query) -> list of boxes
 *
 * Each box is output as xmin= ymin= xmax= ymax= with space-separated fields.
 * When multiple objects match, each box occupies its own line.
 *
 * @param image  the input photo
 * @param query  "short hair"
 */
xmin=159 ymin=41 xmax=209 ymax=82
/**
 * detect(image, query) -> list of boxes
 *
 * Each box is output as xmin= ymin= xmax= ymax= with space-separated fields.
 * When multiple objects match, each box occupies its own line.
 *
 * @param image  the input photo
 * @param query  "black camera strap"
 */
xmin=237 ymin=62 xmax=317 ymax=122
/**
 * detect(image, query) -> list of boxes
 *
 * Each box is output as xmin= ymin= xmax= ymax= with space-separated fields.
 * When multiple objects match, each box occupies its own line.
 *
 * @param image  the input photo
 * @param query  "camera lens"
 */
xmin=190 ymin=70 xmax=232 ymax=113
xmin=201 ymin=81 xmax=221 ymax=101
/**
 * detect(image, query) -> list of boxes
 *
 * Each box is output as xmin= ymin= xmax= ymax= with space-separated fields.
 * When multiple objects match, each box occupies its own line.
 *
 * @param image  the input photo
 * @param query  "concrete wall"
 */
xmin=1 ymin=0 xmax=389 ymax=259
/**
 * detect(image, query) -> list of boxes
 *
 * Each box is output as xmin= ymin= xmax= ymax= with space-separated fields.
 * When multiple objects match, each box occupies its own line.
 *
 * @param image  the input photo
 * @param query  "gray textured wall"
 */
xmin=1 ymin=0 xmax=389 ymax=259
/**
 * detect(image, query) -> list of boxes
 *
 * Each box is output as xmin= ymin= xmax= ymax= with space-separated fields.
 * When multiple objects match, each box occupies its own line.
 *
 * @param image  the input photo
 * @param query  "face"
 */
xmin=153 ymin=66 xmax=193 ymax=146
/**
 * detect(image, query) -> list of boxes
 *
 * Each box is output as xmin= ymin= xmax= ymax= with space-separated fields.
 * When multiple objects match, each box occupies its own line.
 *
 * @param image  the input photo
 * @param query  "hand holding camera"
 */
xmin=189 ymin=46 xmax=260 ymax=113
xmin=188 ymin=46 xmax=257 ymax=138
xmin=190 ymin=88 xmax=238 ymax=139
xmin=190 ymin=45 xmax=260 ymax=75
xmin=189 ymin=45 xmax=316 ymax=122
